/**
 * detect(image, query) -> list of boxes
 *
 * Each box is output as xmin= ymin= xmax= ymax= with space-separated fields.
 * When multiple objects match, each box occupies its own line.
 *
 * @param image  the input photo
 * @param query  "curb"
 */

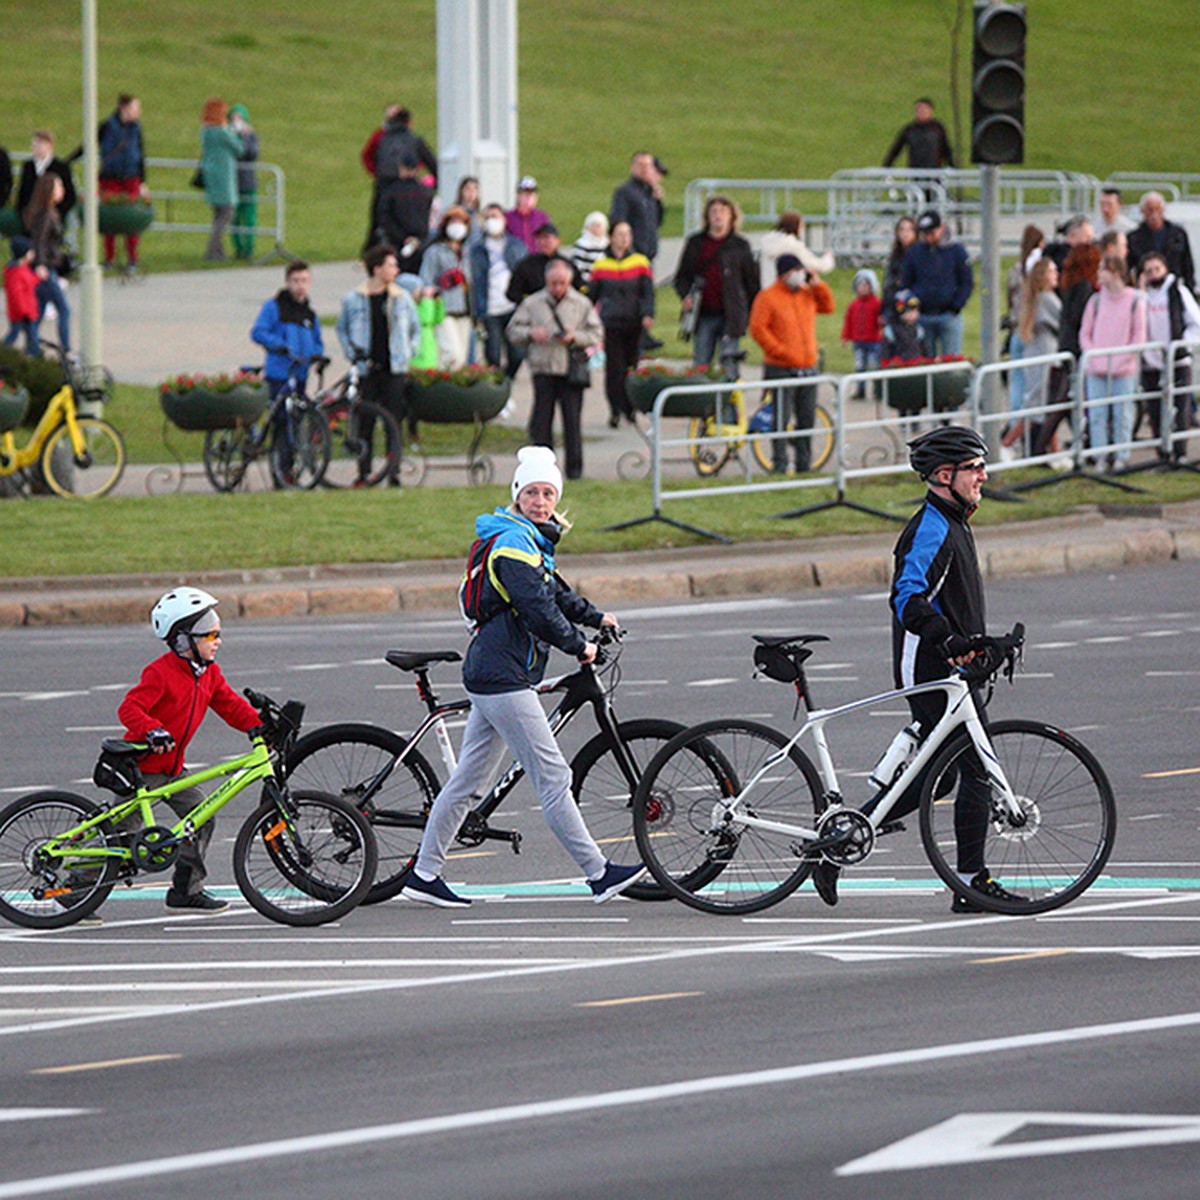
xmin=0 ymin=516 xmax=1194 ymax=629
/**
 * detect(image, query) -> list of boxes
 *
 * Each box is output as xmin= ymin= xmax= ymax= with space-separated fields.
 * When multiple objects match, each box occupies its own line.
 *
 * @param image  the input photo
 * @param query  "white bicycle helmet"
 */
xmin=150 ymin=587 xmax=219 ymax=642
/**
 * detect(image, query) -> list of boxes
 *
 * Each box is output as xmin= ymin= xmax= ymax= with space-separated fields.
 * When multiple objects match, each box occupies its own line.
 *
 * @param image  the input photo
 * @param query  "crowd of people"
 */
xmin=5 ymin=93 xmax=1198 ymax=476
xmin=1002 ymin=189 xmax=1199 ymax=468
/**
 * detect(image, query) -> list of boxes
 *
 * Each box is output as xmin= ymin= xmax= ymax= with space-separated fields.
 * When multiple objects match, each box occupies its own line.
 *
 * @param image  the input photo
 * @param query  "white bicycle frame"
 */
xmin=720 ymin=673 xmax=1018 ymax=846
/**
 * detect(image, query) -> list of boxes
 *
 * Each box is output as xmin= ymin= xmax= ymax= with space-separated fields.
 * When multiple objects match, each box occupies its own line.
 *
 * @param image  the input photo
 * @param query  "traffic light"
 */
xmin=971 ymin=2 xmax=1026 ymax=164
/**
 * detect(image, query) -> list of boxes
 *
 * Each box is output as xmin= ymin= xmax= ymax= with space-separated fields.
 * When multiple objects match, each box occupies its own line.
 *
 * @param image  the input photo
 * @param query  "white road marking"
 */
xmin=837 ymin=1111 xmax=1200 ymax=1175
xmin=0 ymin=1108 xmax=91 ymax=1123
xmin=2 ymin=1012 xmax=1200 ymax=1199
xmin=686 ymin=678 xmax=740 ymax=687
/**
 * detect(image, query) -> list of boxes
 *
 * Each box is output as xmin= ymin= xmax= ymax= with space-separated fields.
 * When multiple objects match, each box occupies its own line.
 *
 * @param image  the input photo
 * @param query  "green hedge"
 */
xmin=0 ymin=347 xmax=66 ymax=427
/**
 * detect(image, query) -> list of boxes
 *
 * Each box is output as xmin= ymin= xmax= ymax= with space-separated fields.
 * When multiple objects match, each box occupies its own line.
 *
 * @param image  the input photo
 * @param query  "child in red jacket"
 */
xmin=117 ymin=587 xmax=260 ymax=910
xmin=4 ymin=237 xmax=40 ymax=354
xmin=842 ymin=268 xmax=883 ymax=398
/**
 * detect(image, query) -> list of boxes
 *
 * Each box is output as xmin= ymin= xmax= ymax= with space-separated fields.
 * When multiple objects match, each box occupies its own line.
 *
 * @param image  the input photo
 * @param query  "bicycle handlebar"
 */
xmin=959 ymin=622 xmax=1025 ymax=687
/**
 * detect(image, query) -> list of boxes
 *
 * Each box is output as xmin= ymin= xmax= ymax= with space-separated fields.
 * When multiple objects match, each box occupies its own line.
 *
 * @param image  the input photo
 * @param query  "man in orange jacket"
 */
xmin=749 ymin=253 xmax=836 ymax=472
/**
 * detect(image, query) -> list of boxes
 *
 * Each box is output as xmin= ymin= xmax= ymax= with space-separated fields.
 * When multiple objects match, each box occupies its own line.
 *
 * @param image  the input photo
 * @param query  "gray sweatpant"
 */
xmin=414 ymin=687 xmax=607 ymax=881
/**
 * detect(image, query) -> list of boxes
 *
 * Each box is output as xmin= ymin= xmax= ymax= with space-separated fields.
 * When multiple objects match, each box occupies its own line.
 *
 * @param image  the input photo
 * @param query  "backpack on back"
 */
xmin=458 ymin=533 xmax=507 ymax=633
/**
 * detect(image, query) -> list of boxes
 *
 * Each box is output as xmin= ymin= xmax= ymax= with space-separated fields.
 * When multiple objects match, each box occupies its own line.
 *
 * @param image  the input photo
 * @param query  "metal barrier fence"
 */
xmin=605 ymin=347 xmax=1198 ymax=538
xmin=4 ymin=152 xmax=288 ymax=261
xmin=683 ymin=168 xmax=1100 ymax=262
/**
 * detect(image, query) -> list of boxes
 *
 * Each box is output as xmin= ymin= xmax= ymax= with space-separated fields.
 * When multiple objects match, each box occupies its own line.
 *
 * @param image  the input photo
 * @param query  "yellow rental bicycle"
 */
xmin=0 ymin=348 xmax=125 ymax=499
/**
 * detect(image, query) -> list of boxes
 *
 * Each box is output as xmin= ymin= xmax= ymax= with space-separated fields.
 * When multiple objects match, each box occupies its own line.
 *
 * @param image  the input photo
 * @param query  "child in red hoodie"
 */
xmin=117 ymin=587 xmax=260 ymax=910
xmin=842 ymin=268 xmax=883 ymax=398
xmin=4 ymin=236 xmax=40 ymax=354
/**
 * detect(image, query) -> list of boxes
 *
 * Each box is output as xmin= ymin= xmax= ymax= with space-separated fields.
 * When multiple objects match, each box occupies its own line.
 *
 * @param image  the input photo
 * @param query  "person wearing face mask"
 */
xmin=748 ymin=253 xmax=835 ymax=473
xmin=419 ymin=205 xmax=473 ymax=367
xmin=1138 ymin=250 xmax=1200 ymax=463
xmin=470 ymin=202 xmax=526 ymax=378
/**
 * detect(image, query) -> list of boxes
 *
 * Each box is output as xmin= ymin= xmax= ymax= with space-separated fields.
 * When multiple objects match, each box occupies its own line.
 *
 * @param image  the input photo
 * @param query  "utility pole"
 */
xmin=79 ymin=0 xmax=103 ymax=385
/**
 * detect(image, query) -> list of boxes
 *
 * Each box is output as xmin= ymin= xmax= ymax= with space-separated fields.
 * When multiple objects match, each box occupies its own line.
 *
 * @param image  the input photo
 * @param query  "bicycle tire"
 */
xmin=320 ymin=399 xmax=402 ymax=488
xmin=285 ymin=723 xmax=440 ymax=905
xmin=633 ymin=719 xmax=825 ymax=915
xmin=203 ymin=425 xmax=255 ymax=492
xmin=570 ymin=718 xmax=688 ymax=902
xmin=0 ymin=791 xmax=118 ymax=928
xmin=233 ymin=789 xmax=377 ymax=926
xmin=270 ymin=401 xmax=331 ymax=490
xmin=918 ymin=719 xmax=1117 ymax=916
xmin=749 ymin=403 xmax=834 ymax=474
xmin=39 ymin=418 xmax=126 ymax=498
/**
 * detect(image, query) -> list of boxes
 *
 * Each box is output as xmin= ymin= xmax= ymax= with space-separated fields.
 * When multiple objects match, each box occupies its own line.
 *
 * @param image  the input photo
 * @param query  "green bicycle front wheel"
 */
xmin=0 ymin=791 xmax=118 ymax=928
xmin=233 ymin=789 xmax=377 ymax=926
xmin=40 ymin=417 xmax=126 ymax=498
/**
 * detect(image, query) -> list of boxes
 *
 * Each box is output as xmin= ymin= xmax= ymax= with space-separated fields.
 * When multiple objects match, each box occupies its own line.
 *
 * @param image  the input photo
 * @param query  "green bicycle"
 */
xmin=0 ymin=690 xmax=377 ymax=929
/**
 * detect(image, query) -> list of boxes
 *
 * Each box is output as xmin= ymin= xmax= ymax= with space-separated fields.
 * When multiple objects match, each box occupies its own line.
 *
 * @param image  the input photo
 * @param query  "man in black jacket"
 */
xmin=0 ymin=146 xmax=11 ymax=210
xmin=813 ymin=426 xmax=1022 ymax=914
xmin=883 ymin=98 xmax=955 ymax=171
xmin=374 ymin=153 xmax=434 ymax=272
xmin=1127 ymin=192 xmax=1196 ymax=296
xmin=609 ymin=152 xmax=664 ymax=263
xmin=17 ymin=131 xmax=77 ymax=226
xmin=505 ymin=223 xmax=582 ymax=307
xmin=673 ymin=195 xmax=759 ymax=368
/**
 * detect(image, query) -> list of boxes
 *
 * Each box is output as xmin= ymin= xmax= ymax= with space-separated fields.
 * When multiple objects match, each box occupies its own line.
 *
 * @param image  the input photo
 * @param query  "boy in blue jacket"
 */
xmin=250 ymin=259 xmax=324 ymax=400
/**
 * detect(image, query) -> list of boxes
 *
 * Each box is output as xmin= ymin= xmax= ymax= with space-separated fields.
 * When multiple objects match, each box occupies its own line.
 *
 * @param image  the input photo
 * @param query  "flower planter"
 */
xmin=98 ymin=202 xmax=154 ymax=236
xmin=0 ymin=386 xmax=30 ymax=433
xmin=409 ymin=378 xmax=510 ymax=424
xmin=626 ymin=373 xmax=720 ymax=419
xmin=0 ymin=209 xmax=20 ymax=238
xmin=160 ymin=384 xmax=268 ymax=432
xmin=881 ymin=366 xmax=971 ymax=414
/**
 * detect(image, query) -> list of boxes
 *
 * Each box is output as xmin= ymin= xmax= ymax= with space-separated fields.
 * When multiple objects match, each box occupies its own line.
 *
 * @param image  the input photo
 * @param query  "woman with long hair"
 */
xmin=199 ymin=97 xmax=243 ymax=261
xmin=1005 ymin=255 xmax=1060 ymax=453
xmin=1001 ymin=224 xmax=1045 ymax=446
xmin=23 ymin=172 xmax=70 ymax=351
xmin=881 ymin=214 xmax=919 ymax=325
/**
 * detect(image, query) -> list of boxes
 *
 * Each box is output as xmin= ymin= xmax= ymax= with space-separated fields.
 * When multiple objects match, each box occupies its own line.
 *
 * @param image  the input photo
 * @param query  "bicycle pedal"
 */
xmin=877 ymin=820 xmax=907 ymax=836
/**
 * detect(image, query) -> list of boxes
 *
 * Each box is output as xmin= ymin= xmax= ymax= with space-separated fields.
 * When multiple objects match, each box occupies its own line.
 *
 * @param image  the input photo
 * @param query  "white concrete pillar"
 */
xmin=436 ymin=0 xmax=518 ymax=209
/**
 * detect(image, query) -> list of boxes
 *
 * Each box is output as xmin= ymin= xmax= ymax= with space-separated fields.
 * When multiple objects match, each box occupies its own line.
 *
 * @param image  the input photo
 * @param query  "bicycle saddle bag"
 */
xmin=93 ymin=747 xmax=143 ymax=797
xmin=754 ymin=643 xmax=808 ymax=683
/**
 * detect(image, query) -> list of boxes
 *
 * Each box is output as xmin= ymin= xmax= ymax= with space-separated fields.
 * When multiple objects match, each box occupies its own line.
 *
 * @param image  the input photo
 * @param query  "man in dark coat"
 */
xmin=883 ymin=98 xmax=956 ymax=171
xmin=1127 ymin=192 xmax=1196 ymax=295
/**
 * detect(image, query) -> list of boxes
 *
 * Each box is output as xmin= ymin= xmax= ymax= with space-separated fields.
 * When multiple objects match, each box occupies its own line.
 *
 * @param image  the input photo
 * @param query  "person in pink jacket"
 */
xmin=1079 ymin=254 xmax=1147 ymax=471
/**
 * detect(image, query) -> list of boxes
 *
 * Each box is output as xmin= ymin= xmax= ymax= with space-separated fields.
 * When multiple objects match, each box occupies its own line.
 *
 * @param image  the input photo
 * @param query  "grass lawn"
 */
xmin=3 ymin=0 xmax=1196 ymax=271
xmin=2 ymin=466 xmax=1197 ymax=579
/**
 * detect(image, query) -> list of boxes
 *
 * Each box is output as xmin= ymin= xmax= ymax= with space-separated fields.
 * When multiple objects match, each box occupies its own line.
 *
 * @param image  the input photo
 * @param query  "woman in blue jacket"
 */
xmin=403 ymin=446 xmax=647 ymax=907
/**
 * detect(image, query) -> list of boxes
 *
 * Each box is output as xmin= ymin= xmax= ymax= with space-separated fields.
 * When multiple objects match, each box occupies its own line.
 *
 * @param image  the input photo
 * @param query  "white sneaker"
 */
xmin=997 ymin=442 xmax=1017 ymax=464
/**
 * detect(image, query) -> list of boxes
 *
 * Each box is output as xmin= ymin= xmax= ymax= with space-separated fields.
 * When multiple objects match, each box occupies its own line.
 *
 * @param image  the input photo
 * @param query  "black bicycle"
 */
xmin=203 ymin=355 xmax=331 ymax=492
xmin=315 ymin=356 xmax=408 ymax=488
xmin=284 ymin=628 xmax=712 ymax=904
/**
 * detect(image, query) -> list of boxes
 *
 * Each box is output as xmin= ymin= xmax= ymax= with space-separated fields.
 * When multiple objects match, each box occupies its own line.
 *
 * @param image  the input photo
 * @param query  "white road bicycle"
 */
xmin=632 ymin=624 xmax=1117 ymax=916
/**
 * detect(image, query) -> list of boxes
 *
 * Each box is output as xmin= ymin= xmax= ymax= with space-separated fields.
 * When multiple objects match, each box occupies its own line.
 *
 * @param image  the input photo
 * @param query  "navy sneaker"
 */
xmin=165 ymin=889 xmax=229 ymax=912
xmin=951 ymin=869 xmax=1024 ymax=913
xmin=811 ymin=861 xmax=840 ymax=907
xmin=402 ymin=873 xmax=471 ymax=908
xmin=589 ymin=861 xmax=648 ymax=904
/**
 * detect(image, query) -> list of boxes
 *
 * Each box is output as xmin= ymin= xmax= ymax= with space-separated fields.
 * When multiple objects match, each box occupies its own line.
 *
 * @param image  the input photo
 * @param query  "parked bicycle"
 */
xmin=314 ymin=356 xmax=410 ymax=489
xmin=632 ymin=624 xmax=1117 ymax=916
xmin=0 ymin=690 xmax=377 ymax=929
xmin=0 ymin=345 xmax=125 ymax=499
xmin=202 ymin=354 xmax=330 ymax=492
xmin=689 ymin=344 xmax=833 ymax=478
xmin=285 ymin=627 xmax=689 ymax=904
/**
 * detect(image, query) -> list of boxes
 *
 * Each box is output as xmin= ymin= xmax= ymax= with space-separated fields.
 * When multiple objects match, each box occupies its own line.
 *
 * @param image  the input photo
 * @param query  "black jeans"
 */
xmin=362 ymin=370 xmax=409 ymax=482
xmin=1141 ymin=364 xmax=1194 ymax=461
xmin=763 ymin=364 xmax=818 ymax=472
xmin=604 ymin=322 xmax=642 ymax=421
xmin=530 ymin=374 xmax=584 ymax=479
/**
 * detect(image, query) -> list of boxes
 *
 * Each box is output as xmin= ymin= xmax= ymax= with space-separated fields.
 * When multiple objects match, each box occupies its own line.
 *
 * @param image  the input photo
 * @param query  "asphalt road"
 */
xmin=0 ymin=563 xmax=1198 ymax=1200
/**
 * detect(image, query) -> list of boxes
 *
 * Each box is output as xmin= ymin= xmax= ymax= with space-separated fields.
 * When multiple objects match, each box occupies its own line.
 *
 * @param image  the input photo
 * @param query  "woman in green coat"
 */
xmin=199 ymin=97 xmax=243 ymax=261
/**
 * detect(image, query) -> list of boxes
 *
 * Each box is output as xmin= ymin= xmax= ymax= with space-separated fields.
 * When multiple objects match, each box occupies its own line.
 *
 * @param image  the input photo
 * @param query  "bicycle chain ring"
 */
xmin=130 ymin=826 xmax=182 ymax=873
xmin=816 ymin=808 xmax=876 ymax=865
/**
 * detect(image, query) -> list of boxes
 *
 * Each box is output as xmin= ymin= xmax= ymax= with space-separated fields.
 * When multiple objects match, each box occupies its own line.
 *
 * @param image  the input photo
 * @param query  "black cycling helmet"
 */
xmin=908 ymin=426 xmax=988 ymax=481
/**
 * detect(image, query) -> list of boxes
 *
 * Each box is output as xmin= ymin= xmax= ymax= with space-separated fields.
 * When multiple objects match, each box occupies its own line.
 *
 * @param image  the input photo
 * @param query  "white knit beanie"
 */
xmin=511 ymin=445 xmax=563 ymax=503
